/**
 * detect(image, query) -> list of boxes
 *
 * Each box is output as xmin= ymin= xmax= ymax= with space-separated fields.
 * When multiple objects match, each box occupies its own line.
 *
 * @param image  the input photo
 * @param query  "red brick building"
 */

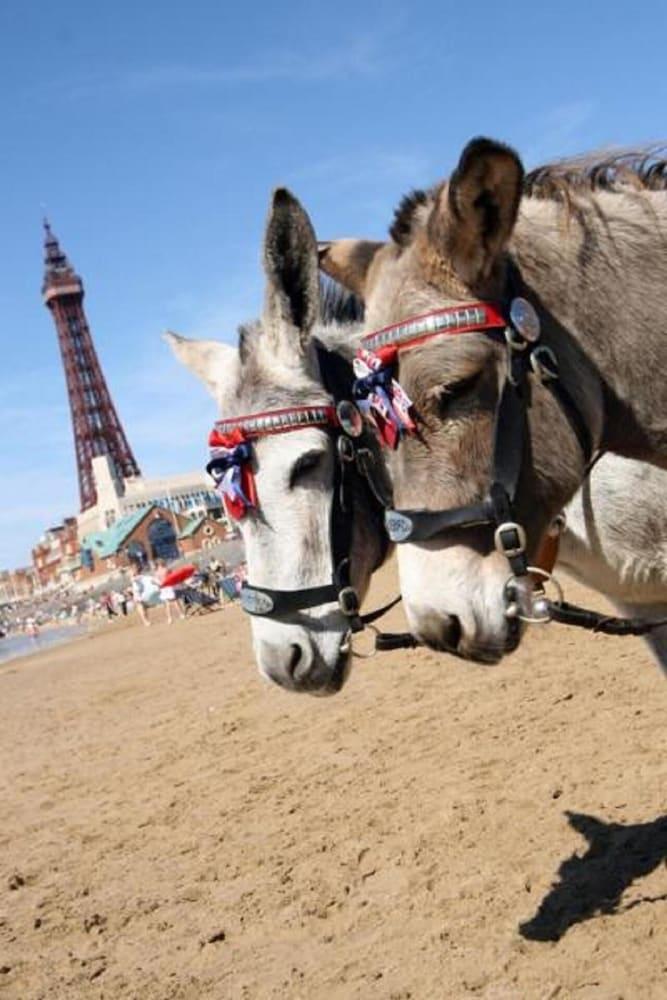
xmin=0 ymin=567 xmax=38 ymax=604
xmin=80 ymin=505 xmax=233 ymax=578
xmin=32 ymin=517 xmax=80 ymax=589
xmin=178 ymin=515 xmax=230 ymax=555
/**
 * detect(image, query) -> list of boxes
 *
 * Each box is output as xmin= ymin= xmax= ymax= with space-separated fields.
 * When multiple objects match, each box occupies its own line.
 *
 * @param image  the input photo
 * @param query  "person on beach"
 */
xmin=25 ymin=618 xmax=39 ymax=640
xmin=111 ymin=590 xmax=128 ymax=616
xmin=100 ymin=592 xmax=117 ymax=619
xmin=129 ymin=564 xmax=162 ymax=627
xmin=154 ymin=560 xmax=185 ymax=624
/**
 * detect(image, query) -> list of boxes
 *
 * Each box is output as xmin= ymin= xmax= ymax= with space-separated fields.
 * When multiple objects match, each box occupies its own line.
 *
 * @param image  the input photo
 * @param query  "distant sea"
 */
xmin=0 ymin=625 xmax=86 ymax=666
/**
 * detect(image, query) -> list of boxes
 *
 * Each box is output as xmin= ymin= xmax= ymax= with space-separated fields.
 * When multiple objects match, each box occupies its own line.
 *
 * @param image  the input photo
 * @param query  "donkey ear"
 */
xmin=318 ymin=239 xmax=384 ymax=300
xmin=430 ymin=137 xmax=523 ymax=285
xmin=163 ymin=331 xmax=240 ymax=408
xmin=263 ymin=188 xmax=319 ymax=352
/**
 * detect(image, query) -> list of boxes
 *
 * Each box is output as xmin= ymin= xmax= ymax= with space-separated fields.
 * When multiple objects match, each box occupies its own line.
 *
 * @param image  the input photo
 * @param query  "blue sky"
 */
xmin=1 ymin=0 xmax=666 ymax=567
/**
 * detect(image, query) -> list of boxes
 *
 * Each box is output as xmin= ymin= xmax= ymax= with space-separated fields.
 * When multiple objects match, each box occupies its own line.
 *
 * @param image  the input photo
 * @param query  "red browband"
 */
xmin=361 ymin=301 xmax=506 ymax=361
xmin=209 ymin=404 xmax=338 ymax=448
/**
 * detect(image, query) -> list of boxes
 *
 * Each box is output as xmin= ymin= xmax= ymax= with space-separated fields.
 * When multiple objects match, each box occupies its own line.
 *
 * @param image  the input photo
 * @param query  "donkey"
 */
xmin=320 ymin=138 xmax=667 ymax=663
xmin=168 ymin=187 xmax=667 ymax=695
xmin=166 ymin=189 xmax=389 ymax=695
xmin=558 ymin=454 xmax=667 ymax=672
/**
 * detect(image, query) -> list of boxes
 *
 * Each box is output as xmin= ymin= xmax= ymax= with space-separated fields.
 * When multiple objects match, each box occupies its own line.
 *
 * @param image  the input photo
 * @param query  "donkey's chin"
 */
xmin=411 ymin=611 xmax=521 ymax=664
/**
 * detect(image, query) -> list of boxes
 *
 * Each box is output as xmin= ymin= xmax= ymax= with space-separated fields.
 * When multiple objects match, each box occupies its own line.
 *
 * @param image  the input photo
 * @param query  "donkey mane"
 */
xmin=524 ymin=145 xmax=667 ymax=200
xmin=388 ymin=145 xmax=667 ymax=248
xmin=390 ymin=188 xmax=431 ymax=247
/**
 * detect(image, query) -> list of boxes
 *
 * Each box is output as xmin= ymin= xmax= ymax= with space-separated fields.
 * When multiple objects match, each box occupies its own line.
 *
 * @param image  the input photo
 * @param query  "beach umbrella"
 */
xmin=160 ymin=564 xmax=197 ymax=588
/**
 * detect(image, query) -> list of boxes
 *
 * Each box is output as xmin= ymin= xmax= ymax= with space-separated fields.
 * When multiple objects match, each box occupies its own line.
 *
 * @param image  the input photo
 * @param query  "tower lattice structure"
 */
xmin=42 ymin=221 xmax=141 ymax=512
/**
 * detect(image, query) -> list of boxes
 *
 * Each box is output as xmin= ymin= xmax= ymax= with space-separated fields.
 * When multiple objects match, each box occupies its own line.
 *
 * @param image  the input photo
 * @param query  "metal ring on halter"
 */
xmin=351 ymin=624 xmax=379 ymax=658
xmin=503 ymin=566 xmax=564 ymax=625
xmin=504 ymin=325 xmax=529 ymax=352
xmin=337 ymin=435 xmax=356 ymax=463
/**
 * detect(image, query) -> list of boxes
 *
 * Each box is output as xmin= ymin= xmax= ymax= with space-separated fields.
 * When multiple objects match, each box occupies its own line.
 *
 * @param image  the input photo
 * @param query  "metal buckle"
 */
xmin=494 ymin=521 xmax=527 ymax=558
xmin=530 ymin=345 xmax=559 ymax=382
xmin=338 ymin=586 xmax=360 ymax=617
xmin=503 ymin=566 xmax=564 ymax=625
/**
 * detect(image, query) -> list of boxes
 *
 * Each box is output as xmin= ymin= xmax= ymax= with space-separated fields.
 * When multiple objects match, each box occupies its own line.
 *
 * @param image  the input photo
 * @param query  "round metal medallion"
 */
xmin=509 ymin=297 xmax=541 ymax=342
xmin=336 ymin=400 xmax=364 ymax=438
xmin=240 ymin=588 xmax=274 ymax=615
xmin=385 ymin=510 xmax=414 ymax=543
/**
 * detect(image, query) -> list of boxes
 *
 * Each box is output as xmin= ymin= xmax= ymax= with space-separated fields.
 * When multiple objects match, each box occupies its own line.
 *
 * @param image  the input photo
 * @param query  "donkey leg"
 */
xmin=613 ymin=601 xmax=667 ymax=677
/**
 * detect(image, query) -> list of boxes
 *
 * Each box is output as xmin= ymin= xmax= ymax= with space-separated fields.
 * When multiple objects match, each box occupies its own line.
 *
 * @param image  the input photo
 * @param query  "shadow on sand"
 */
xmin=519 ymin=810 xmax=667 ymax=942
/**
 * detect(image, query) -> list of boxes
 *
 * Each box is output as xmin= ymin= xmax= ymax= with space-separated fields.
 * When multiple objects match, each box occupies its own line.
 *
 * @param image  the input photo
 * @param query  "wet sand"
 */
xmin=1 ymin=563 xmax=666 ymax=999
xmin=0 ymin=624 xmax=88 ymax=666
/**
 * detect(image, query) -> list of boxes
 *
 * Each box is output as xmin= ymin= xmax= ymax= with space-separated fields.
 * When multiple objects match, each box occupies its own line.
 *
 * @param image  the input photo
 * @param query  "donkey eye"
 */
xmin=436 ymin=373 xmax=481 ymax=416
xmin=289 ymin=449 xmax=325 ymax=488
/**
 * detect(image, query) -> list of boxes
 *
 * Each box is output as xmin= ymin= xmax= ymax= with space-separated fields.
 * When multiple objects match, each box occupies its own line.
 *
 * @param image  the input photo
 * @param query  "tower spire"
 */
xmin=41 ymin=221 xmax=141 ymax=511
xmin=43 ymin=218 xmax=72 ymax=279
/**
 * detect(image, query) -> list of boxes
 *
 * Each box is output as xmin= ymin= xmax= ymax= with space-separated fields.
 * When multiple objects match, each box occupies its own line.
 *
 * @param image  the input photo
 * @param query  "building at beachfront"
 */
xmin=75 ymin=454 xmax=227 ymax=539
xmin=0 ymin=567 xmax=38 ymax=605
xmin=27 ymin=505 xmax=232 ymax=590
xmin=80 ymin=504 xmax=231 ymax=578
xmin=32 ymin=518 xmax=80 ymax=590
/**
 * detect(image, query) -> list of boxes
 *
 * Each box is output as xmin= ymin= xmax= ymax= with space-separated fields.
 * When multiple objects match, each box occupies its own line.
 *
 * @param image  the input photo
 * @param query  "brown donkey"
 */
xmin=320 ymin=138 xmax=667 ymax=662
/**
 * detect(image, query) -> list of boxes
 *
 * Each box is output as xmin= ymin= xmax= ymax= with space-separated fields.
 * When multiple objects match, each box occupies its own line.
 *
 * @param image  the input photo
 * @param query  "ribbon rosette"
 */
xmin=207 ymin=426 xmax=257 ymax=520
xmin=352 ymin=347 xmax=416 ymax=449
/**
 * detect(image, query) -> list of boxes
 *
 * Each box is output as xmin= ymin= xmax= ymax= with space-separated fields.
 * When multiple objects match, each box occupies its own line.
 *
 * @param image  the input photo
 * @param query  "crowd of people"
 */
xmin=104 ymin=555 xmax=247 ymax=627
xmin=0 ymin=553 xmax=247 ymax=638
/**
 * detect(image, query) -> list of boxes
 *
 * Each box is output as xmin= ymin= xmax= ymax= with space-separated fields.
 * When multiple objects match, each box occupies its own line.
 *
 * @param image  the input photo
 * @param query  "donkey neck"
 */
xmin=512 ymin=191 xmax=667 ymax=465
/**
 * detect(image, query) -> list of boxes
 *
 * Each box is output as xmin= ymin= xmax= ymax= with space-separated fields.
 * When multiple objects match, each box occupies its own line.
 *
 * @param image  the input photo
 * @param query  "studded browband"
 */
xmin=210 ymin=404 xmax=338 ymax=443
xmin=360 ymin=302 xmax=507 ymax=356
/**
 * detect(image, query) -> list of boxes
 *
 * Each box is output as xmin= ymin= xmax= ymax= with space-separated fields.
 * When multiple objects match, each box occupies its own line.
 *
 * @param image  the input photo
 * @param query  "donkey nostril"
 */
xmin=447 ymin=615 xmax=462 ymax=651
xmin=287 ymin=643 xmax=303 ymax=678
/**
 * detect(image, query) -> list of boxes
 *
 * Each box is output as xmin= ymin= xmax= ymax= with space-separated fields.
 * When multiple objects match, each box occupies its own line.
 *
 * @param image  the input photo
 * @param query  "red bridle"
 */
xmin=353 ymin=301 xmax=507 ymax=448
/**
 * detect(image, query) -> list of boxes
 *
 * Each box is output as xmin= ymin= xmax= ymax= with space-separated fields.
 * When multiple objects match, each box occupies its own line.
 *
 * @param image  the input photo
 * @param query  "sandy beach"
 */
xmin=1 ymin=561 xmax=666 ymax=999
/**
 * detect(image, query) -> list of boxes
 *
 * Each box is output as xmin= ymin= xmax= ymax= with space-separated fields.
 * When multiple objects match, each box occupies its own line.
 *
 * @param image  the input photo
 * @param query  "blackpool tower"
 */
xmin=42 ymin=222 xmax=141 ymax=511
